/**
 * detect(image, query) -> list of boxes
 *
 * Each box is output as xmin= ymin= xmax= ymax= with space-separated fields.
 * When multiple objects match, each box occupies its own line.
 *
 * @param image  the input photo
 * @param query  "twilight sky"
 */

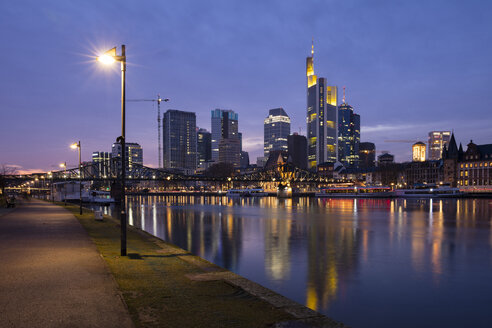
xmin=1 ymin=0 xmax=491 ymax=173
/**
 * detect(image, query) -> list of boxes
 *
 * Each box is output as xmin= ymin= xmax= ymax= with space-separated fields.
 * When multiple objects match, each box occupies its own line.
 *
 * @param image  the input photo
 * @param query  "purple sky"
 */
xmin=1 ymin=0 xmax=491 ymax=173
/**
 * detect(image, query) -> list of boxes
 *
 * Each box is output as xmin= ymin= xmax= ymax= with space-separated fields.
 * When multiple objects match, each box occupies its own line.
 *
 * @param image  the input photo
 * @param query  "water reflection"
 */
xmin=92 ymin=197 xmax=492 ymax=328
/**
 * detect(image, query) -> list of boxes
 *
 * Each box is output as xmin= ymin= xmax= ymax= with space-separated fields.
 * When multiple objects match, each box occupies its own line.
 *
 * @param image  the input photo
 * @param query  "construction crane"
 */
xmin=127 ymin=95 xmax=169 ymax=168
xmin=383 ymin=140 xmax=419 ymax=143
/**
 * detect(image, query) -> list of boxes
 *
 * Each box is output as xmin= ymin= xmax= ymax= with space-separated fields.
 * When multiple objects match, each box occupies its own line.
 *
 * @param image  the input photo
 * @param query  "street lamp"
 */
xmin=71 ymin=142 xmax=82 ymax=214
xmin=97 ymin=45 xmax=127 ymax=256
xmin=60 ymin=162 xmax=67 ymax=206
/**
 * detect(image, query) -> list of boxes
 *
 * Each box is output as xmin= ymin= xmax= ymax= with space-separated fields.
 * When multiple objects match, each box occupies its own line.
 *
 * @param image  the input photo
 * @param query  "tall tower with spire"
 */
xmin=306 ymin=41 xmax=338 ymax=169
xmin=337 ymin=87 xmax=360 ymax=167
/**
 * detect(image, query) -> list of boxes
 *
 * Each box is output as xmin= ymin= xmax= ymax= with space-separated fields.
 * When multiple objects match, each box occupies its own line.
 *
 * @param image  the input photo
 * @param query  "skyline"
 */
xmin=1 ymin=0 xmax=492 ymax=174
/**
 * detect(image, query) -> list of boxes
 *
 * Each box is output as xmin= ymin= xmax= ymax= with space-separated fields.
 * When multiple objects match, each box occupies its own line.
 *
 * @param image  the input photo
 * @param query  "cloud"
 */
xmin=2 ymin=164 xmax=46 ymax=175
xmin=362 ymin=123 xmax=429 ymax=134
xmin=242 ymin=136 xmax=264 ymax=158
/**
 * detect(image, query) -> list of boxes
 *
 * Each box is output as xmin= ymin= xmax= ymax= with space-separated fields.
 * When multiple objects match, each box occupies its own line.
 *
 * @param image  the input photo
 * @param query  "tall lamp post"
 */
xmin=71 ymin=142 xmax=82 ymax=215
xmin=60 ymin=162 xmax=67 ymax=206
xmin=97 ymin=45 xmax=127 ymax=256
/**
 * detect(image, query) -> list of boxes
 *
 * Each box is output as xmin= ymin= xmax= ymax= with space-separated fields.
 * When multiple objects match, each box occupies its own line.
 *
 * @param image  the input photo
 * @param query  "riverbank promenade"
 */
xmin=0 ymin=199 xmax=134 ymax=328
xmin=0 ymin=199 xmax=344 ymax=327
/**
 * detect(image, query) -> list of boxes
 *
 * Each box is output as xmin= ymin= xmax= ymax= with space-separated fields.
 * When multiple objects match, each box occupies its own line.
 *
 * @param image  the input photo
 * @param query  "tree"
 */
xmin=0 ymin=165 xmax=17 ymax=202
xmin=204 ymin=162 xmax=236 ymax=178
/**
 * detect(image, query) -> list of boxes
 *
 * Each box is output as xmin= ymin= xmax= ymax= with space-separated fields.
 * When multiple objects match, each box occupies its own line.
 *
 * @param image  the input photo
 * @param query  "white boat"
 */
xmin=226 ymin=188 xmax=268 ymax=197
xmin=315 ymin=186 xmax=394 ymax=198
xmin=88 ymin=190 xmax=115 ymax=204
xmin=52 ymin=182 xmax=114 ymax=204
xmin=395 ymin=185 xmax=463 ymax=198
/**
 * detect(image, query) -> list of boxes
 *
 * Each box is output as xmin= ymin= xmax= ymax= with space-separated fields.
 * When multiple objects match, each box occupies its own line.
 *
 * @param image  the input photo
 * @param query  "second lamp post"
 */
xmin=70 ymin=141 xmax=82 ymax=215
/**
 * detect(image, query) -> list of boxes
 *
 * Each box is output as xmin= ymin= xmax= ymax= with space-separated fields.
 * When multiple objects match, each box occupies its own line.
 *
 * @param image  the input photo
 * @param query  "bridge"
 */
xmin=3 ymin=159 xmax=337 ymax=192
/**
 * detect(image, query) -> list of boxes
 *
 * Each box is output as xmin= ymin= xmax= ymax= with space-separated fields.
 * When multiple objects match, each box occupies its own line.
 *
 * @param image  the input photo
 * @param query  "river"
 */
xmin=93 ymin=196 xmax=492 ymax=328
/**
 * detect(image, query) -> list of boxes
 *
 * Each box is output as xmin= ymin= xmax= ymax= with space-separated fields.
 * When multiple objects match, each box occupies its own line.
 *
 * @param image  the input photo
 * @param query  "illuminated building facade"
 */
xmin=337 ymin=91 xmax=360 ymax=168
xmin=359 ymin=142 xmax=376 ymax=168
xmin=91 ymin=151 xmax=110 ymax=178
xmin=264 ymin=108 xmax=291 ymax=157
xmin=211 ymin=109 xmax=239 ymax=162
xmin=162 ymin=110 xmax=196 ymax=172
xmin=306 ymin=43 xmax=337 ymax=169
xmin=428 ymin=131 xmax=451 ymax=160
xmin=196 ymin=128 xmax=211 ymax=167
xmin=111 ymin=142 xmax=143 ymax=175
xmin=412 ymin=142 xmax=426 ymax=162
xmin=457 ymin=141 xmax=492 ymax=190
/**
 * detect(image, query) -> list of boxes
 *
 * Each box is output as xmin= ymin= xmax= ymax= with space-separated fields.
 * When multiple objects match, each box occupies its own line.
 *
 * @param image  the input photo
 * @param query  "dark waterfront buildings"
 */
xmin=264 ymin=108 xmax=291 ymax=158
xmin=196 ymin=128 xmax=211 ymax=168
xmin=378 ymin=152 xmax=394 ymax=166
xmin=306 ymin=43 xmax=337 ymax=169
xmin=163 ymin=109 xmax=197 ymax=173
xmin=288 ymin=133 xmax=307 ymax=170
xmin=404 ymin=160 xmax=443 ymax=186
xmin=442 ymin=133 xmax=462 ymax=187
xmin=337 ymin=90 xmax=360 ymax=168
xmin=359 ymin=142 xmax=376 ymax=168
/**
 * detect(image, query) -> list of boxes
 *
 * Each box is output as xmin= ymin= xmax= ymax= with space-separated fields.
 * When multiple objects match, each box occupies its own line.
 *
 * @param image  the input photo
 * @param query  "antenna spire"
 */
xmin=343 ymin=86 xmax=346 ymax=103
xmin=311 ymin=38 xmax=314 ymax=57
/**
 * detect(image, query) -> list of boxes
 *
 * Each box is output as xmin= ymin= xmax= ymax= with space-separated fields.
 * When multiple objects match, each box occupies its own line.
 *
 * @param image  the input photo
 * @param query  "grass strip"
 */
xmin=60 ymin=204 xmax=294 ymax=328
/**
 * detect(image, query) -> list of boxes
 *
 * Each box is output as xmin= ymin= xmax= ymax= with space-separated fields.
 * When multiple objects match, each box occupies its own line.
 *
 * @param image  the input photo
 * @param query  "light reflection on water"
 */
xmin=95 ymin=196 xmax=492 ymax=328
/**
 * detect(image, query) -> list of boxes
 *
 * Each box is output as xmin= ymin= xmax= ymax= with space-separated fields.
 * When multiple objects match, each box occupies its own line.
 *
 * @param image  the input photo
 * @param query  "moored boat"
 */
xmin=315 ymin=186 xmax=394 ymax=198
xmin=395 ymin=185 xmax=463 ymax=198
xmin=226 ymin=188 xmax=268 ymax=197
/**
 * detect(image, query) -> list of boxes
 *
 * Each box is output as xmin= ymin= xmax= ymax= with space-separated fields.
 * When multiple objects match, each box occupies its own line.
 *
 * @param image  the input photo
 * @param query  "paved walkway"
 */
xmin=0 ymin=199 xmax=134 ymax=328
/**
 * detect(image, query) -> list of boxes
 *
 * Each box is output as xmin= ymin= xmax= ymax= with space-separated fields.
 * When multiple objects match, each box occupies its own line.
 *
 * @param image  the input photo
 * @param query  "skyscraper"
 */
xmin=428 ymin=131 xmax=451 ymax=160
xmin=111 ymin=142 xmax=143 ymax=175
xmin=211 ymin=108 xmax=240 ymax=167
xmin=240 ymin=151 xmax=249 ymax=168
xmin=288 ymin=133 xmax=307 ymax=170
xmin=211 ymin=109 xmax=239 ymax=162
xmin=306 ymin=42 xmax=337 ymax=169
xmin=162 ymin=109 xmax=197 ymax=172
xmin=196 ymin=128 xmax=211 ymax=167
xmin=264 ymin=108 xmax=291 ymax=158
xmin=91 ymin=151 xmax=110 ymax=178
xmin=337 ymin=88 xmax=360 ymax=168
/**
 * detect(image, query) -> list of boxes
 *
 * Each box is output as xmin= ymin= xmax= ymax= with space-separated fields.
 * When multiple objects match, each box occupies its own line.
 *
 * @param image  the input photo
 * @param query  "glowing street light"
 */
xmin=97 ymin=45 xmax=127 ymax=256
xmin=71 ymin=141 xmax=82 ymax=214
